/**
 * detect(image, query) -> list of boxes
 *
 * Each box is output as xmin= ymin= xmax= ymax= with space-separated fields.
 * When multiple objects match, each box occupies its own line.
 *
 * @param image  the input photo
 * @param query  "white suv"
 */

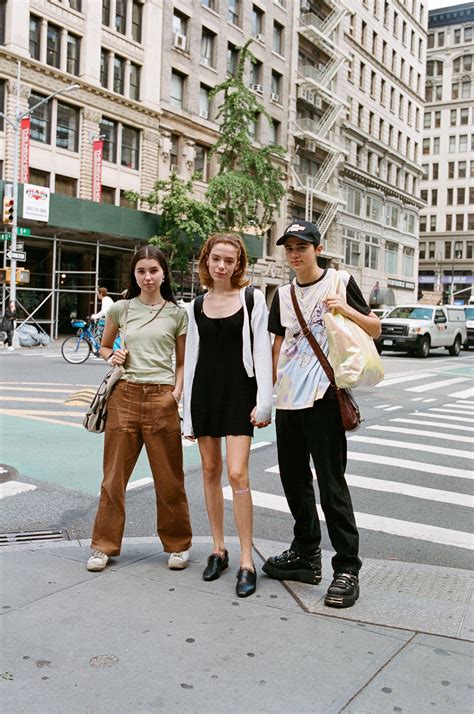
xmin=376 ymin=304 xmax=467 ymax=358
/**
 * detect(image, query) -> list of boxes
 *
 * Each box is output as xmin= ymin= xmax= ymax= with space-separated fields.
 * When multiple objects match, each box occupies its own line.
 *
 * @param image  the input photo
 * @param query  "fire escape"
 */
xmin=293 ymin=1 xmax=351 ymax=239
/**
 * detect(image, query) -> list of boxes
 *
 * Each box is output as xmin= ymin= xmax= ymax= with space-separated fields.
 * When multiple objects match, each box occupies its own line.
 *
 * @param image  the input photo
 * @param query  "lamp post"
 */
xmin=0 ymin=61 xmax=79 ymax=305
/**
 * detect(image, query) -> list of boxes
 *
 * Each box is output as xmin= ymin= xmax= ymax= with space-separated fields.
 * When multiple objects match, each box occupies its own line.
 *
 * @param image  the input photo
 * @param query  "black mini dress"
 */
xmin=191 ymin=306 xmax=257 ymax=438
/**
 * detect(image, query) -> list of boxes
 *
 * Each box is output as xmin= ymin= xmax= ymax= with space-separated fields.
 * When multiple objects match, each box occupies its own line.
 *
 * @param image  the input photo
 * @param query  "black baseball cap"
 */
xmin=276 ymin=220 xmax=321 ymax=246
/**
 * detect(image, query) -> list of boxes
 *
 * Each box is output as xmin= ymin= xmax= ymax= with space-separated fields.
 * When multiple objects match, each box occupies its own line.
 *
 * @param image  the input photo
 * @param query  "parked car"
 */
xmin=375 ymin=304 xmax=467 ymax=358
xmin=464 ymin=305 xmax=474 ymax=349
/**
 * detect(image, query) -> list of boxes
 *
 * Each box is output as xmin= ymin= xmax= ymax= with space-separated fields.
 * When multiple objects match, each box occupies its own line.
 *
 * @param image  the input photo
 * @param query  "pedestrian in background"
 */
xmin=262 ymin=220 xmax=381 ymax=608
xmin=87 ymin=245 xmax=192 ymax=573
xmin=91 ymin=287 xmax=114 ymax=320
xmin=183 ymin=234 xmax=272 ymax=598
xmin=2 ymin=300 xmax=16 ymax=351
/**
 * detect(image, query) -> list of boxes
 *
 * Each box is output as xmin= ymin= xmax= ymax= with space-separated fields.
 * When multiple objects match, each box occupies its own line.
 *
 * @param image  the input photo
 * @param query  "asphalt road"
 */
xmin=1 ymin=342 xmax=473 ymax=571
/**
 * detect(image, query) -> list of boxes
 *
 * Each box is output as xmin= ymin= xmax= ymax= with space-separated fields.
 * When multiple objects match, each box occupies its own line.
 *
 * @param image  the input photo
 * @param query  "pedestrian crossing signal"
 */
xmin=2 ymin=197 xmax=14 ymax=224
xmin=0 ymin=267 xmax=29 ymax=284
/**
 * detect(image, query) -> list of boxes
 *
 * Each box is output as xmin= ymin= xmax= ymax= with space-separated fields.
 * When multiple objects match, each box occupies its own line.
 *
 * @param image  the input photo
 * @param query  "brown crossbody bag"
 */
xmin=290 ymin=284 xmax=361 ymax=432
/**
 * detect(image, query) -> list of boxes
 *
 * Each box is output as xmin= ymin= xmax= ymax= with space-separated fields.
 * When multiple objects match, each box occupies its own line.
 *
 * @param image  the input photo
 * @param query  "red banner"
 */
xmin=92 ymin=139 xmax=103 ymax=202
xmin=20 ymin=117 xmax=30 ymax=184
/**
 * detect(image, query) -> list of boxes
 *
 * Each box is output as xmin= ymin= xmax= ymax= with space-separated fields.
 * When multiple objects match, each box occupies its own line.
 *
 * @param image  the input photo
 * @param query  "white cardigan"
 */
xmin=183 ymin=287 xmax=273 ymax=437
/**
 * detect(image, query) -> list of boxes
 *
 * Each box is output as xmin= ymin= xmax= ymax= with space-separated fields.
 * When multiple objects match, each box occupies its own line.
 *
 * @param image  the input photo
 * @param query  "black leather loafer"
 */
xmin=203 ymin=550 xmax=229 ymax=582
xmin=236 ymin=567 xmax=257 ymax=598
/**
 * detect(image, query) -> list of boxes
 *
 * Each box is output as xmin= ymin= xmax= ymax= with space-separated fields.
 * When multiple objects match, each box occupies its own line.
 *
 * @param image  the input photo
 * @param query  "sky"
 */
xmin=427 ymin=0 xmax=472 ymax=9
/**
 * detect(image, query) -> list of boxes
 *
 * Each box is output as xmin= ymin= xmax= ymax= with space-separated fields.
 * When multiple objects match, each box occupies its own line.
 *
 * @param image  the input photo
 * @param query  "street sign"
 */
xmin=6 ymin=250 xmax=26 ymax=262
xmin=0 ymin=232 xmax=12 ymax=241
xmin=17 ymin=227 xmax=31 ymax=236
xmin=7 ymin=241 xmax=24 ymax=251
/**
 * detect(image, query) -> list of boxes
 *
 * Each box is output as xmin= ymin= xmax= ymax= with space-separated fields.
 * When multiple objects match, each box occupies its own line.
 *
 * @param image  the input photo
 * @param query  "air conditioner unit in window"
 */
xmin=173 ymin=33 xmax=187 ymax=50
xmin=298 ymin=87 xmax=309 ymax=100
xmin=254 ymin=33 xmax=265 ymax=43
xmin=306 ymin=139 xmax=316 ymax=152
xmin=199 ymin=109 xmax=209 ymax=119
xmin=271 ymin=92 xmax=280 ymax=102
xmin=251 ymin=83 xmax=264 ymax=93
xmin=314 ymin=96 xmax=323 ymax=109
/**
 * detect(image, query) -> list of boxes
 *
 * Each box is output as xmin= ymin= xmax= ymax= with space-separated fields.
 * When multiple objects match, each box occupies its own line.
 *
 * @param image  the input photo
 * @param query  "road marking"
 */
xmin=449 ymin=387 xmax=474 ymax=399
xmin=0 ymin=381 xmax=98 ymax=387
xmin=251 ymin=441 xmax=272 ymax=450
xmin=347 ymin=452 xmax=472 ymax=481
xmin=428 ymin=407 xmax=474 ymax=416
xmin=0 ymin=409 xmax=83 ymax=428
xmin=391 ymin=418 xmax=474 ymax=432
xmin=411 ymin=397 xmax=424 ymax=402
xmin=406 ymin=377 xmax=469 ymax=393
xmin=456 ymin=399 xmax=474 ymax=406
xmin=223 ymin=487 xmax=473 ymax=550
xmin=441 ymin=403 xmax=474 ymax=412
xmin=0 ymin=481 xmax=37 ymax=499
xmin=367 ymin=425 xmax=470 ymax=443
xmin=374 ymin=404 xmax=391 ymax=409
xmin=375 ymin=373 xmax=436 ymax=388
xmin=0 ymin=409 xmax=84 ymax=417
xmin=348 ymin=435 xmax=473 ymax=460
xmin=126 ymin=477 xmax=153 ymax=491
xmin=0 ymin=396 xmax=69 ymax=404
xmin=411 ymin=412 xmax=472 ymax=423
xmin=0 ymin=386 xmax=76 ymax=393
xmin=383 ymin=406 xmax=403 ymax=412
xmin=422 ymin=398 xmax=437 ymax=403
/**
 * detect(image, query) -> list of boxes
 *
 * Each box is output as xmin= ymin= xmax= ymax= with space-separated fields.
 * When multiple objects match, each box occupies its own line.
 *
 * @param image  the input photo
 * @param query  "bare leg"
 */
xmin=198 ymin=437 xmax=226 ymax=555
xmin=226 ymin=436 xmax=253 ymax=570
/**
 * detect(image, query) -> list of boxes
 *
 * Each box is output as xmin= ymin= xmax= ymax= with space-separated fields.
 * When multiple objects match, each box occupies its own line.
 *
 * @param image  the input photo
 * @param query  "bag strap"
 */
xmin=289 ymin=283 xmax=336 ymax=387
xmin=245 ymin=285 xmax=255 ymax=350
xmin=193 ymin=293 xmax=205 ymax=322
xmin=120 ymin=300 xmax=130 ymax=351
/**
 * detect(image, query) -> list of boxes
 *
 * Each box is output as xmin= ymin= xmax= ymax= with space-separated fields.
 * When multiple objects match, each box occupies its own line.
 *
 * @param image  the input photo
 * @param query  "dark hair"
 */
xmin=198 ymin=234 xmax=249 ymax=289
xmin=125 ymin=245 xmax=177 ymax=304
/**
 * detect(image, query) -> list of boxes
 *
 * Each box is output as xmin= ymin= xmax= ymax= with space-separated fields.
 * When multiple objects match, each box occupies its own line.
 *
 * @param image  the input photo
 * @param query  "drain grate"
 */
xmin=0 ymin=529 xmax=71 ymax=546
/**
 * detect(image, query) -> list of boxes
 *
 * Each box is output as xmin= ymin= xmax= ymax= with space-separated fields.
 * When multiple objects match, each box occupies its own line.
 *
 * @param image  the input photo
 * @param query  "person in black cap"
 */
xmin=262 ymin=219 xmax=381 ymax=608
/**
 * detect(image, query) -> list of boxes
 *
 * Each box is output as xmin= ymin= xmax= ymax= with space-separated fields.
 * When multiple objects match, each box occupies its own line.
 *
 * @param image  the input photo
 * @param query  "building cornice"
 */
xmin=342 ymin=165 xmax=425 ymax=208
xmin=344 ymin=123 xmax=424 ymax=176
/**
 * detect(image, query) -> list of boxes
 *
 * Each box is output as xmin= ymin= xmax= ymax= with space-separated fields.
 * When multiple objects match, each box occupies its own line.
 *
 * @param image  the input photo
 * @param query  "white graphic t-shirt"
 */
xmin=268 ymin=269 xmax=370 ymax=410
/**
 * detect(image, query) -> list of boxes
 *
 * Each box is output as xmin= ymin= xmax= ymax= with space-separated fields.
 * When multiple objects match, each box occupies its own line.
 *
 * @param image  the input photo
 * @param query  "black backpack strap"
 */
xmin=193 ymin=294 xmax=205 ymax=322
xmin=245 ymin=285 xmax=255 ymax=350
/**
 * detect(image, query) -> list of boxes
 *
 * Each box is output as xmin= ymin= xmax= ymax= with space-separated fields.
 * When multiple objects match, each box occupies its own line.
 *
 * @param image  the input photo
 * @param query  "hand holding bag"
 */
xmin=323 ymin=273 xmax=384 ymax=390
xmin=290 ymin=284 xmax=361 ymax=432
xmin=83 ymin=302 xmax=129 ymax=434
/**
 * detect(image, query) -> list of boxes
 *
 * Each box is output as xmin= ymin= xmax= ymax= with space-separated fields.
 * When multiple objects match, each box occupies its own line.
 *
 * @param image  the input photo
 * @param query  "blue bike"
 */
xmin=61 ymin=317 xmax=120 ymax=364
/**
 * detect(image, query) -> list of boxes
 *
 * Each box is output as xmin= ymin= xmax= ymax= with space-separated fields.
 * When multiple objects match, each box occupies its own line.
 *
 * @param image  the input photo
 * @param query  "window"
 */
xmin=201 ymin=29 xmax=215 ymax=67
xmin=428 ymin=241 xmax=435 ymax=259
xmin=433 ymin=137 xmax=440 ymax=154
xmin=100 ymin=49 xmax=108 ymax=88
xmin=202 ymin=0 xmax=216 ymax=8
xmin=370 ymin=71 xmax=376 ymax=96
xmin=194 ymin=144 xmax=209 ymax=182
xmin=359 ymin=62 xmax=365 ymax=90
xmin=432 ymin=163 xmax=439 ymax=180
xmin=364 ymin=235 xmax=379 ymax=269
xmin=113 ymin=56 xmax=125 ymax=94
xmin=268 ymin=119 xmax=280 ymax=145
xmin=361 ymin=20 xmax=367 ymax=46
xmin=346 ymin=188 xmax=362 ymax=216
xmin=55 ymin=175 xmax=77 ymax=197
xmin=430 ymin=216 xmax=437 ymax=232
xmin=459 ymin=135 xmax=468 ymax=152
xmin=459 ymin=161 xmax=466 ymax=179
xmin=445 ymin=241 xmax=452 ymax=259
xmin=252 ymin=5 xmax=264 ymax=37
xmin=422 ymin=138 xmax=430 ymax=155
xmin=344 ymin=229 xmax=360 ymax=267
xmin=29 ymin=15 xmax=41 ymax=60
xmin=273 ymin=22 xmax=283 ymax=54
xmin=380 ymin=78 xmax=386 ymax=105
xmin=456 ymin=214 xmax=464 ymax=231
xmin=102 ymin=0 xmax=110 ymax=26
xmin=120 ymin=190 xmax=137 ymax=209
xmin=420 ymin=216 xmax=427 ymax=232
xmin=101 ymin=186 xmax=115 ymax=204
xmin=434 ymin=111 xmax=440 ymax=128
xmin=99 ymin=117 xmax=117 ymax=163
xmin=227 ymin=43 xmax=238 ymax=76
xmin=0 ymin=80 xmax=4 ymax=131
xmin=251 ymin=61 xmax=262 ymax=86
xmin=465 ymin=27 xmax=473 ymax=42
xmin=173 ymin=11 xmax=188 ymax=44
xmin=170 ymin=70 xmax=185 ymax=109
xmin=450 ymin=109 xmax=457 ymax=126
xmin=423 ymin=112 xmax=431 ymax=129
xmin=170 ymin=135 xmax=179 ymax=172
xmin=404 ymin=213 xmax=416 ymax=235
xmin=115 ymin=0 xmax=126 ymax=34
xmin=56 ymin=102 xmax=79 ymax=152
xmin=129 ymin=64 xmax=140 ymax=101
xmin=366 ymin=195 xmax=382 ymax=222
xmin=422 ymin=163 xmax=428 ymax=179
xmin=385 ymin=242 xmax=398 ymax=273
xmin=402 ymin=247 xmax=414 ymax=277
xmin=446 ymin=215 xmax=453 ymax=232
xmin=121 ymin=125 xmax=140 ymax=169
xmin=419 ymin=242 xmax=426 ymax=260
xmin=449 ymin=136 xmax=456 ymax=153
xmin=66 ymin=34 xmax=80 ymax=75
xmin=437 ymin=31 xmax=444 ymax=46
xmin=471 ymin=161 xmax=474 ymax=178
xmin=467 ymin=240 xmax=474 ymax=258
xmin=428 ymin=33 xmax=434 ymax=48
xmin=131 ymin=1 xmax=142 ymax=43
xmin=0 ymin=0 xmax=5 ymax=44
xmin=271 ymin=71 xmax=281 ymax=98
xmin=29 ymin=168 xmax=50 ymax=187
xmin=47 ymin=24 xmax=61 ymax=68
xmin=432 ymin=189 xmax=438 ymax=206
xmin=228 ymin=0 xmax=240 ymax=26
xmin=470 ymin=187 xmax=474 ymax=204
xmin=460 ymin=108 xmax=469 ymax=125
xmin=448 ymin=161 xmax=455 ymax=178
xmin=199 ymin=84 xmax=210 ymax=119
xmin=454 ymin=28 xmax=461 ymax=44
xmin=457 ymin=188 xmax=465 ymax=205
xmin=447 ymin=188 xmax=453 ymax=205
xmin=468 ymin=215 xmax=474 ymax=231
xmin=29 ymin=92 xmax=51 ymax=144
xmin=386 ymin=204 xmax=399 ymax=229
xmin=462 ymin=81 xmax=471 ymax=99
xmin=421 ymin=189 xmax=428 ymax=203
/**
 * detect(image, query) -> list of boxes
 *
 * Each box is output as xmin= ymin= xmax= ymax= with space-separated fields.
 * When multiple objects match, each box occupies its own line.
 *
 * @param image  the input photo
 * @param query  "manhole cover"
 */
xmin=0 ymin=464 xmax=19 ymax=484
xmin=0 ymin=529 xmax=70 ymax=546
xmin=89 ymin=655 xmax=119 ymax=668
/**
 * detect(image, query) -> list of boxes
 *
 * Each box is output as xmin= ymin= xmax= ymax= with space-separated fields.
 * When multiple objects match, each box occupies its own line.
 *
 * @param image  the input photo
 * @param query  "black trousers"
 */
xmin=275 ymin=399 xmax=361 ymax=574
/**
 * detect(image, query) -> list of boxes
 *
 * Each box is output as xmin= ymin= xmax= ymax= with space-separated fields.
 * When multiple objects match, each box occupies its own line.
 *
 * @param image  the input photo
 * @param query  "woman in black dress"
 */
xmin=183 ymin=234 xmax=273 ymax=597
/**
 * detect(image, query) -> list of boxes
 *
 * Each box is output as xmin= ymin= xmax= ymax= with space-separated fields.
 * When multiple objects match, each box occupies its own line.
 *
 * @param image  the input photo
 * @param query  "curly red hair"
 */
xmin=198 ymin=234 xmax=249 ymax=289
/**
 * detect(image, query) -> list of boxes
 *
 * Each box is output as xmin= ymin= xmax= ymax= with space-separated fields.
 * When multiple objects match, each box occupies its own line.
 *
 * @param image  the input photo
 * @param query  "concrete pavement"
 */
xmin=1 ymin=537 xmax=472 ymax=713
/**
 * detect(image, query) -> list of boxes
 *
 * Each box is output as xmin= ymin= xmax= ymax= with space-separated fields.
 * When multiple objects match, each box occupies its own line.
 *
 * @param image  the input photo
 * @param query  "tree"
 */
xmin=125 ymin=173 xmax=219 ymax=275
xmin=206 ymin=40 xmax=286 ymax=233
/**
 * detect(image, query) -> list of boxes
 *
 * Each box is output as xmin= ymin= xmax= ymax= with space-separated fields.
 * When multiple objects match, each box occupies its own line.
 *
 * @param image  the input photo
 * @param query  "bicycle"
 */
xmin=61 ymin=317 xmax=120 ymax=364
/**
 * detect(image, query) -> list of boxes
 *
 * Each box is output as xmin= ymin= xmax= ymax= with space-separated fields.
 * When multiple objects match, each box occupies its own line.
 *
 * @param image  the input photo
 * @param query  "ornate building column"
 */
xmin=79 ymin=107 xmax=102 ymax=200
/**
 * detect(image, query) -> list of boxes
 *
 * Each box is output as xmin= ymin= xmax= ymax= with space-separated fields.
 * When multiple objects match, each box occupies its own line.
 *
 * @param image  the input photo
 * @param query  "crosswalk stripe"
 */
xmin=391 ymin=418 xmax=474 ymax=432
xmin=410 ymin=412 xmax=471 ymax=423
xmin=251 ymin=441 xmax=272 ymax=450
xmin=450 ymin=387 xmax=474 ymax=399
xmin=0 ymin=409 xmax=84 ymax=417
xmin=0 ymin=481 xmax=37 ymax=499
xmin=406 ymin=377 xmax=469 ymax=393
xmin=441 ymin=403 xmax=474 ymax=412
xmin=367 ymin=425 xmax=470 ymax=443
xmin=347 ymin=453 xmax=472 ymax=480
xmin=223 ymin=487 xmax=473 ymax=550
xmin=383 ymin=406 xmax=403 ymax=411
xmin=0 ymin=386 xmax=75 ymax=393
xmin=0 ymin=396 xmax=67 ymax=404
xmin=0 ymin=409 xmax=83 ymax=428
xmin=428 ymin=407 xmax=474 ymax=416
xmin=456 ymin=400 xmax=474 ymax=406
xmin=126 ymin=477 xmax=153 ymax=491
xmin=375 ymin=372 xmax=435 ymax=388
xmin=349 ymin=435 xmax=473 ymax=460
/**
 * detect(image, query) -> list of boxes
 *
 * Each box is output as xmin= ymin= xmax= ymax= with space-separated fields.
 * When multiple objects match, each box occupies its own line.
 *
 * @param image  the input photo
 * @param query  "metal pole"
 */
xmin=51 ymin=236 xmax=57 ymax=339
xmin=9 ymin=61 xmax=21 ymax=306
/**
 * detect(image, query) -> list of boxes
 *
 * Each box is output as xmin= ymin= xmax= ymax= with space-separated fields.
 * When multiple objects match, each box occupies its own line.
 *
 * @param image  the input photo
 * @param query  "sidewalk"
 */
xmin=1 ymin=537 xmax=472 ymax=713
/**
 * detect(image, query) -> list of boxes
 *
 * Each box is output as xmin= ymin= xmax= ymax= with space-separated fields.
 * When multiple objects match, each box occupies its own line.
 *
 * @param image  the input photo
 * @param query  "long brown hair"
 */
xmin=125 ymin=245 xmax=177 ymax=304
xmin=198 ymin=234 xmax=249 ymax=289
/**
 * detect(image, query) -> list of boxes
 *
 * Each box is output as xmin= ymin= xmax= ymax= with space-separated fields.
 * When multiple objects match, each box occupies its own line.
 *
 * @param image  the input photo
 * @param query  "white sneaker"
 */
xmin=168 ymin=550 xmax=190 ymax=570
xmin=7 ymin=346 xmax=14 ymax=351
xmin=87 ymin=550 xmax=109 ymax=572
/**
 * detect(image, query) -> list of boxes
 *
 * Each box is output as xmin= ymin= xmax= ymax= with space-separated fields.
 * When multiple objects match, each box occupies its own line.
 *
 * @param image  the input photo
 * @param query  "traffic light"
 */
xmin=2 ymin=197 xmax=14 ymax=224
xmin=0 ymin=267 xmax=11 ymax=283
xmin=0 ymin=268 xmax=29 ymax=284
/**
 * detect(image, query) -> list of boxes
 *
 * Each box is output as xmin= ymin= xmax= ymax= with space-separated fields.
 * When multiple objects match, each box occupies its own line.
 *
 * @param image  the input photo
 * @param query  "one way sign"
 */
xmin=7 ymin=250 xmax=26 ymax=262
